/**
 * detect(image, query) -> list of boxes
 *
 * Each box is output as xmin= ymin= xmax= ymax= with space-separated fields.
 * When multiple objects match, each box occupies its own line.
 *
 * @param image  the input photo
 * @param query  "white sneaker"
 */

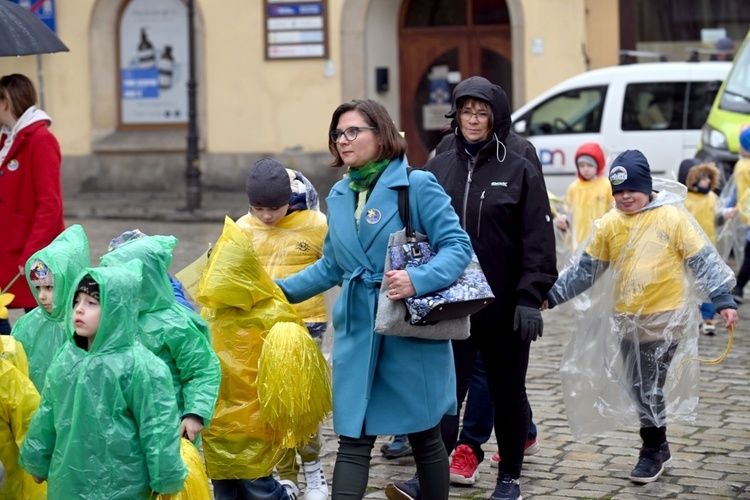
xmin=302 ymin=459 xmax=329 ymax=500
xmin=279 ymin=479 xmax=300 ymax=500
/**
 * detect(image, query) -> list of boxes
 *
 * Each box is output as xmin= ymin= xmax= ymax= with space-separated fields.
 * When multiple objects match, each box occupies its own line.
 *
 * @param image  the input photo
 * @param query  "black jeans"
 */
xmin=332 ymin=423 xmax=448 ymax=499
xmin=620 ymin=338 xmax=679 ymax=428
xmin=736 ymin=240 xmax=750 ymax=289
xmin=440 ymin=309 xmax=531 ymax=479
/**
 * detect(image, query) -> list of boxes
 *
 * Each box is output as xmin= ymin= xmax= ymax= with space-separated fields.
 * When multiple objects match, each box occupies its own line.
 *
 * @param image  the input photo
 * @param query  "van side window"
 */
xmin=622 ymin=82 xmax=687 ymax=131
xmin=686 ymin=80 xmax=720 ymax=130
xmin=515 ymin=86 xmax=607 ymax=136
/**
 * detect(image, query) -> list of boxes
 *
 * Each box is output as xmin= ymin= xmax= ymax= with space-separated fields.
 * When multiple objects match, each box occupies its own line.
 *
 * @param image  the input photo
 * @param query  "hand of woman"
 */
xmin=384 ymin=270 xmax=415 ymax=300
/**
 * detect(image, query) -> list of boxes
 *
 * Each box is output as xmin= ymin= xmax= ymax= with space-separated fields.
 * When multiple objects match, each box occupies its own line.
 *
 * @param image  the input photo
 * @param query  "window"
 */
xmin=719 ymin=46 xmax=750 ymax=115
xmin=516 ymin=86 xmax=607 ymax=136
xmin=621 ymin=82 xmax=686 ymax=131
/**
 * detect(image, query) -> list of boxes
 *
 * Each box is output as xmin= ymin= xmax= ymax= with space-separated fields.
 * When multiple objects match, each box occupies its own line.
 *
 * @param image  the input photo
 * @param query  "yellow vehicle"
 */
xmin=697 ymin=30 xmax=750 ymax=177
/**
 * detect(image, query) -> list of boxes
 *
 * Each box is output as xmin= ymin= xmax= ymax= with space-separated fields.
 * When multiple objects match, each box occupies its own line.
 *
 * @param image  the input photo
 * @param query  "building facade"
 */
xmin=1 ymin=0 xmax=740 ymax=196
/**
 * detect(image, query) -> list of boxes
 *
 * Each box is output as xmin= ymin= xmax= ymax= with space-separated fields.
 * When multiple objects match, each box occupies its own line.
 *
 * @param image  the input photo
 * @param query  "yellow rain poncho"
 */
xmin=0 ymin=347 xmax=46 ymax=500
xmin=237 ymin=208 xmax=327 ymax=324
xmin=548 ymin=179 xmax=736 ymax=438
xmin=1 ymin=336 xmax=29 ymax=377
xmin=196 ymin=217 xmax=330 ymax=479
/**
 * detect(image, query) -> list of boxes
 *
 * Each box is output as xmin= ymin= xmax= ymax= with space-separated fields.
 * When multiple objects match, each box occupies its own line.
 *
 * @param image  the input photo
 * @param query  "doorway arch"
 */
xmin=398 ymin=0 xmax=515 ymax=165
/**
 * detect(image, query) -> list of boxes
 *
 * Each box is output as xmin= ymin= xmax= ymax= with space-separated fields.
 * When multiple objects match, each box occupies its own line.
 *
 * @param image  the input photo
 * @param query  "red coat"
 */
xmin=0 ymin=121 xmax=64 ymax=308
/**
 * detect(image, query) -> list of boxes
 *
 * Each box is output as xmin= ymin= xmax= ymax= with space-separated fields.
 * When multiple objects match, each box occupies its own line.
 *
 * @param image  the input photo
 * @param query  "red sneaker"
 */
xmin=449 ymin=444 xmax=479 ymax=485
xmin=490 ymin=438 xmax=540 ymax=468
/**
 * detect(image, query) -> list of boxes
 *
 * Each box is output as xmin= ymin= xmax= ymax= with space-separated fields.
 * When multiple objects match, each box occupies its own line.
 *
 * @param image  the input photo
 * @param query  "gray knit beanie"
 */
xmin=246 ymin=158 xmax=292 ymax=207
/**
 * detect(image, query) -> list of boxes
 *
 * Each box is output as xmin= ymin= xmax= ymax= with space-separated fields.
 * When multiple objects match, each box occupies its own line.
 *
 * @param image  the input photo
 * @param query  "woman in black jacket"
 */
xmin=388 ymin=76 xmax=557 ymax=500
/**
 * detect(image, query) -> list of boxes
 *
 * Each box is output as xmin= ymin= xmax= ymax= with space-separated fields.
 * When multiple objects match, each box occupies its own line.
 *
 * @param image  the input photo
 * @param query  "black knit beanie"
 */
xmin=75 ymin=274 xmax=100 ymax=302
xmin=609 ymin=150 xmax=653 ymax=195
xmin=246 ymin=158 xmax=292 ymax=207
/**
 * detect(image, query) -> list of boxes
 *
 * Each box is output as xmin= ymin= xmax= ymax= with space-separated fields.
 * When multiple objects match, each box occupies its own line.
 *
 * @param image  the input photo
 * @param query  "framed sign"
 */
xmin=119 ymin=0 xmax=189 ymax=125
xmin=264 ymin=0 xmax=328 ymax=60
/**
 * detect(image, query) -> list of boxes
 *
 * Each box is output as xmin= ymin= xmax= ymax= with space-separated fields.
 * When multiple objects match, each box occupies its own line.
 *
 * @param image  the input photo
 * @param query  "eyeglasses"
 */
xmin=459 ymin=109 xmax=490 ymax=121
xmin=330 ymin=126 xmax=377 ymax=142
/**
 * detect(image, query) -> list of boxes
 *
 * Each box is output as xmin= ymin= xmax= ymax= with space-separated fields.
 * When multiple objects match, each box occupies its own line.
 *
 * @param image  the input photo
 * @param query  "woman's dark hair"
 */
xmin=328 ymin=99 xmax=407 ymax=167
xmin=0 ymin=74 xmax=37 ymax=120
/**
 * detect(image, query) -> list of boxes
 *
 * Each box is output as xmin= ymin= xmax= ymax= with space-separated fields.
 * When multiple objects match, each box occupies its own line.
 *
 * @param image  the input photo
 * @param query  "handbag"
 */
xmin=374 ymin=169 xmax=494 ymax=340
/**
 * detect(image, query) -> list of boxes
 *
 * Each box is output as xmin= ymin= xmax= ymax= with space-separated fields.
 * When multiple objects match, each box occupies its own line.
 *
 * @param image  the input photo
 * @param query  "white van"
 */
xmin=511 ymin=62 xmax=731 ymax=196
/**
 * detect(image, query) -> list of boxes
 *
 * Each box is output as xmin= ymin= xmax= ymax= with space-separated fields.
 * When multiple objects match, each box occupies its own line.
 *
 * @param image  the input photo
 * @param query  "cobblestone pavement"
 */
xmin=11 ymin=192 xmax=750 ymax=499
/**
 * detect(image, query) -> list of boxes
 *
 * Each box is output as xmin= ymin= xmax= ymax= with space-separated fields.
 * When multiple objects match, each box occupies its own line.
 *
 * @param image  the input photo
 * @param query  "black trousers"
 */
xmin=440 ymin=309 xmax=531 ymax=479
xmin=332 ymin=423 xmax=448 ymax=499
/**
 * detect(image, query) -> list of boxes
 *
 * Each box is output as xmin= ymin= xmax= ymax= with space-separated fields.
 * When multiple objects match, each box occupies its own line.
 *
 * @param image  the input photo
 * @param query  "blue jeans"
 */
xmin=700 ymin=302 xmax=715 ymax=321
xmin=212 ymin=477 xmax=289 ymax=500
xmin=453 ymin=354 xmax=537 ymax=463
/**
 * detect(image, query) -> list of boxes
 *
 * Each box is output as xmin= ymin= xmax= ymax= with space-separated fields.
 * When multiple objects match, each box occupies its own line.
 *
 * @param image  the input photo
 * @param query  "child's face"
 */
xmin=613 ymin=190 xmax=650 ymax=213
xmin=577 ymin=161 xmax=598 ymax=181
xmin=73 ymin=291 xmax=101 ymax=343
xmin=697 ymin=175 xmax=711 ymax=189
xmin=250 ymin=205 xmax=289 ymax=226
xmin=35 ymin=285 xmax=54 ymax=313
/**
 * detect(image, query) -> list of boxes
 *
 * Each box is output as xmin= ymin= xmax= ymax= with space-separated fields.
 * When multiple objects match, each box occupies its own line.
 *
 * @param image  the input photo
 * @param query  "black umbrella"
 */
xmin=0 ymin=0 xmax=68 ymax=57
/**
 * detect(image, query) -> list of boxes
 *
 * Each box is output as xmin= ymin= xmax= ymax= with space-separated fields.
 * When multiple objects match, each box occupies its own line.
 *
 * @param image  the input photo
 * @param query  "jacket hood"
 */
xmin=680 ymin=160 xmax=720 ymax=192
xmin=25 ymin=224 xmax=91 ymax=321
xmin=638 ymin=178 xmax=686 ymax=213
xmin=195 ymin=217 xmax=281 ymax=310
xmin=445 ymin=76 xmax=511 ymax=143
xmin=100 ymin=235 xmax=177 ymax=313
xmin=575 ymin=142 xmax=607 ymax=179
xmin=66 ymin=261 xmax=143 ymax=354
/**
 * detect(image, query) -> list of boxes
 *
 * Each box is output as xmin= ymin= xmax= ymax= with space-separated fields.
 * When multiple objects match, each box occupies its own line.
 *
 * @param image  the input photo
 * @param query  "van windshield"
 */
xmin=720 ymin=43 xmax=750 ymax=113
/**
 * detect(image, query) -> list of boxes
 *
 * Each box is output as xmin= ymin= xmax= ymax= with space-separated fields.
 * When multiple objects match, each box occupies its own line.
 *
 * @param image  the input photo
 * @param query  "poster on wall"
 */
xmin=265 ymin=0 xmax=328 ymax=60
xmin=119 ymin=0 xmax=188 ymax=125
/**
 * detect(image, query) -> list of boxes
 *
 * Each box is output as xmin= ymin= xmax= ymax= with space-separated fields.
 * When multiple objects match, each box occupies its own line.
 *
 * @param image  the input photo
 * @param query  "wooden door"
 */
xmin=399 ymin=1 xmax=512 ymax=166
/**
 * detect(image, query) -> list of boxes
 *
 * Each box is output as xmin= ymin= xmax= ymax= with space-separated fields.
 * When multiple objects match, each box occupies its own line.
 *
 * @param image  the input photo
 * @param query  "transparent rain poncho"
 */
xmin=715 ymin=173 xmax=750 ymax=265
xmin=548 ymin=179 xmax=735 ymax=438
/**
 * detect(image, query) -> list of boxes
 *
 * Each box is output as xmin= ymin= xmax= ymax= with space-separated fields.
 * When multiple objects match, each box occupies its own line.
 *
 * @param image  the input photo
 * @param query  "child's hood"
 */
xmin=637 ymin=178 xmax=687 ymax=213
xmin=25 ymin=224 xmax=91 ymax=320
xmin=288 ymin=169 xmax=321 ymax=213
xmin=574 ymin=142 xmax=606 ymax=179
xmin=683 ymin=161 xmax=720 ymax=192
xmin=99 ymin=235 xmax=177 ymax=313
xmin=66 ymin=261 xmax=143 ymax=354
xmin=195 ymin=217 xmax=287 ymax=311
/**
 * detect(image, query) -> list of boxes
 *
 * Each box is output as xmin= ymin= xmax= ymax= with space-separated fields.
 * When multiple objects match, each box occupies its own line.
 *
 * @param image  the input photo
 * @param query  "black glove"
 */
xmin=514 ymin=305 xmax=543 ymax=341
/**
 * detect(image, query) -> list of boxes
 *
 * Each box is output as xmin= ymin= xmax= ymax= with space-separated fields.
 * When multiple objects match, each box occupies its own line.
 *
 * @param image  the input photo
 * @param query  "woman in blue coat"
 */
xmin=277 ymin=99 xmax=472 ymax=499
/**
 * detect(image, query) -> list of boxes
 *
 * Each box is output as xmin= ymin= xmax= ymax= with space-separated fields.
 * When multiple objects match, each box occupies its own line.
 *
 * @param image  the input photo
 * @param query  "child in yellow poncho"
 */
xmin=237 ymin=158 xmax=329 ymax=500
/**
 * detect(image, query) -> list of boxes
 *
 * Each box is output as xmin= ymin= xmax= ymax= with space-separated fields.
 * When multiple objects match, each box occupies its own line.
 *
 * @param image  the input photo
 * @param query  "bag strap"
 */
xmin=397 ymin=167 xmax=416 ymax=241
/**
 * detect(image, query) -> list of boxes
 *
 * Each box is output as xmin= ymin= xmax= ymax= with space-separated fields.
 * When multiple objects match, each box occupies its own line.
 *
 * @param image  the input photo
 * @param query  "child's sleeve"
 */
xmin=128 ymin=354 xmax=187 ymax=495
xmin=165 ymin=322 xmax=221 ymax=426
xmin=547 ymin=252 xmax=608 ymax=308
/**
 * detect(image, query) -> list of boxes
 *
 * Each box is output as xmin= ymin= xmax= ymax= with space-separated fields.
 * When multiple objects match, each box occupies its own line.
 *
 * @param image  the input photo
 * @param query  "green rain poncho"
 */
xmin=19 ymin=262 xmax=187 ymax=498
xmin=12 ymin=224 xmax=91 ymax=392
xmin=100 ymin=235 xmax=220 ymax=425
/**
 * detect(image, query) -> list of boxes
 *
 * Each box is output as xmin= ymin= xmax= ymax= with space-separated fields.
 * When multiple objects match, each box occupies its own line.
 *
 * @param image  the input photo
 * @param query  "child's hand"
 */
xmin=384 ymin=270 xmax=416 ymax=300
xmin=541 ymin=300 xmax=549 ymax=311
xmin=725 ymin=207 xmax=738 ymax=219
xmin=719 ymin=308 xmax=739 ymax=330
xmin=33 ymin=476 xmax=45 ymax=484
xmin=556 ymin=214 xmax=569 ymax=231
xmin=180 ymin=415 xmax=204 ymax=442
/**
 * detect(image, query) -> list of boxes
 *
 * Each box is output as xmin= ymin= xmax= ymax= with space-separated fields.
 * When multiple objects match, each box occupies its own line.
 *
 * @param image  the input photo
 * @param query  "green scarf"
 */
xmin=348 ymin=159 xmax=390 ymax=194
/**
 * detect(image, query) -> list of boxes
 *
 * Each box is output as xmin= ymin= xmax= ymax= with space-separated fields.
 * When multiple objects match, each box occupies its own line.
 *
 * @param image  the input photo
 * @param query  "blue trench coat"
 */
xmin=278 ymin=157 xmax=472 ymax=438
